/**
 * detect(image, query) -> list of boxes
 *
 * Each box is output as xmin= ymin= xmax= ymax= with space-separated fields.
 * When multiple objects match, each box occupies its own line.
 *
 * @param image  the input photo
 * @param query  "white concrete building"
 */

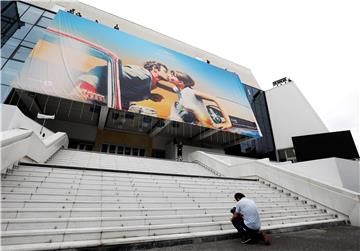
xmin=1 ymin=1 xmax=359 ymax=250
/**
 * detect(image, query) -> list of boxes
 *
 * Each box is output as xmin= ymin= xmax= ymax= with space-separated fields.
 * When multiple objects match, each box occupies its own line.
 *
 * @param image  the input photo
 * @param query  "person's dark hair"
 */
xmin=144 ymin=61 xmax=168 ymax=72
xmin=171 ymin=70 xmax=195 ymax=88
xmin=234 ymin=193 xmax=245 ymax=200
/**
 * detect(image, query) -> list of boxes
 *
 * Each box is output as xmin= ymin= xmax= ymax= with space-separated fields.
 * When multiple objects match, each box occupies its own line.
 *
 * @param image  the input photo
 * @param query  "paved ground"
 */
xmin=145 ymin=225 xmax=360 ymax=251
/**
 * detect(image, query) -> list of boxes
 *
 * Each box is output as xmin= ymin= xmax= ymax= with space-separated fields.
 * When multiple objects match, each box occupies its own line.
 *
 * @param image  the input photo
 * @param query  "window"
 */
xmin=20 ymin=7 xmax=44 ymax=24
xmin=139 ymin=149 xmax=145 ymax=157
xmin=101 ymin=144 xmax=108 ymax=153
xmin=68 ymin=141 xmax=94 ymax=151
xmin=117 ymin=146 xmax=124 ymax=154
xmin=152 ymin=149 xmax=166 ymax=159
xmin=1 ymin=57 xmax=7 ymax=69
xmin=1 ymin=38 xmax=21 ymax=58
xmin=132 ymin=148 xmax=139 ymax=156
xmin=124 ymin=147 xmax=131 ymax=155
xmin=12 ymin=46 xmax=32 ymax=62
xmin=37 ymin=17 xmax=52 ymax=28
xmin=99 ymin=144 xmax=145 ymax=157
xmin=16 ymin=2 xmax=30 ymax=17
xmin=1 ymin=60 xmax=24 ymax=85
xmin=109 ymin=145 xmax=116 ymax=154
xmin=2 ymin=1 xmax=22 ymax=46
xmin=21 ymin=41 xmax=35 ymax=49
xmin=12 ymin=23 xmax=32 ymax=40
xmin=43 ymin=11 xmax=56 ymax=19
xmin=68 ymin=141 xmax=78 ymax=149
xmin=1 ymin=3 xmax=57 ymax=105
xmin=24 ymin=26 xmax=45 ymax=43
xmin=1 ymin=85 xmax=12 ymax=103
xmin=85 ymin=145 xmax=93 ymax=151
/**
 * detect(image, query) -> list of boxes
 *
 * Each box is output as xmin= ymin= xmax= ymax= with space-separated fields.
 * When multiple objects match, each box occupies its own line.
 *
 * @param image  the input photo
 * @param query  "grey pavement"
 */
xmin=145 ymin=225 xmax=360 ymax=251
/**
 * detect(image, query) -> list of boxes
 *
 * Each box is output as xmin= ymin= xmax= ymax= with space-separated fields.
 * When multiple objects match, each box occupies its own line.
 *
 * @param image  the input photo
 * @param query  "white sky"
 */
xmin=81 ymin=0 xmax=359 ymax=149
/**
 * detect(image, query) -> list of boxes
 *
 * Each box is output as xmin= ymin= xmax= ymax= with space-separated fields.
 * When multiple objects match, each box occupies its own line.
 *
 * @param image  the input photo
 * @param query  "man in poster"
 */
xmin=73 ymin=60 xmax=170 ymax=108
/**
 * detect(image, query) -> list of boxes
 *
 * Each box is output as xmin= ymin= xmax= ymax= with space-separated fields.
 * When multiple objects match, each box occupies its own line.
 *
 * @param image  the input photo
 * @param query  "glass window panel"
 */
xmin=139 ymin=149 xmax=145 ymax=157
xmin=255 ymin=103 xmax=261 ymax=113
xmin=1 ymin=60 xmax=24 ymax=85
xmin=125 ymin=147 xmax=131 ymax=155
xmin=101 ymin=144 xmax=108 ymax=153
xmin=1 ymin=58 xmax=8 ymax=69
xmin=246 ymin=87 xmax=252 ymax=97
xmin=132 ymin=148 xmax=139 ymax=156
xmin=20 ymin=7 xmax=44 ymax=24
xmin=85 ymin=145 xmax=93 ymax=151
xmin=43 ymin=11 xmax=56 ymax=19
xmin=68 ymin=141 xmax=78 ymax=149
xmin=21 ymin=41 xmax=36 ymax=49
xmin=12 ymin=23 xmax=32 ymax=40
xmin=259 ymin=104 xmax=266 ymax=116
xmin=109 ymin=145 xmax=116 ymax=154
xmin=2 ymin=2 xmax=20 ymax=37
xmin=17 ymin=2 xmax=30 ymax=17
xmin=1 ymin=38 xmax=21 ymax=58
xmin=37 ymin=17 xmax=52 ymax=28
xmin=1 ymin=85 xmax=12 ymax=103
xmin=12 ymin=46 xmax=32 ymax=62
xmin=117 ymin=146 xmax=124 ymax=154
xmin=24 ymin=26 xmax=45 ymax=43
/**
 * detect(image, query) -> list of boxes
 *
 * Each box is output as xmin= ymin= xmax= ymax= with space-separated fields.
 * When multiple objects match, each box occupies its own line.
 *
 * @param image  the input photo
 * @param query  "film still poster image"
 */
xmin=12 ymin=10 xmax=261 ymax=138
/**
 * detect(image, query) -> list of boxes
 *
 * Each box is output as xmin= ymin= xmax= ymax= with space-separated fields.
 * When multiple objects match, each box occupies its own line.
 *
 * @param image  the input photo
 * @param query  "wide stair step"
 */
xmin=1 ymin=162 xmax=348 ymax=250
xmin=44 ymin=149 xmax=216 ymax=177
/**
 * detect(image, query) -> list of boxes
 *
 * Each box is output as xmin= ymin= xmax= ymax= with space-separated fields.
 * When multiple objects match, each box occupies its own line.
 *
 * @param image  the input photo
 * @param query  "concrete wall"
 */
xmin=207 ymin=153 xmax=260 ymax=166
xmin=165 ymin=141 xmax=176 ymax=160
xmin=189 ymin=151 xmax=360 ymax=226
xmin=182 ymin=145 xmax=224 ymax=162
xmin=265 ymin=82 xmax=328 ymax=150
xmin=1 ymin=104 xmax=53 ymax=137
xmin=335 ymin=158 xmax=360 ymax=193
xmin=280 ymin=158 xmax=360 ymax=193
xmin=152 ymin=136 xmax=170 ymax=150
xmin=45 ymin=120 xmax=97 ymax=142
xmin=0 ymin=104 xmax=68 ymax=170
xmin=164 ymin=144 xmax=224 ymax=161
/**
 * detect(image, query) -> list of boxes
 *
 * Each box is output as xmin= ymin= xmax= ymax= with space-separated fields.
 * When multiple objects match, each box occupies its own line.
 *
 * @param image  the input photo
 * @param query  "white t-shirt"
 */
xmin=170 ymin=87 xmax=209 ymax=123
xmin=235 ymin=197 xmax=261 ymax=230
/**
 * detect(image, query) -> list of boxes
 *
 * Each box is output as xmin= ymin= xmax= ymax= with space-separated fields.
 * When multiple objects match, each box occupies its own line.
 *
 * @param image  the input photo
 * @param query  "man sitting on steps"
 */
xmin=231 ymin=192 xmax=271 ymax=245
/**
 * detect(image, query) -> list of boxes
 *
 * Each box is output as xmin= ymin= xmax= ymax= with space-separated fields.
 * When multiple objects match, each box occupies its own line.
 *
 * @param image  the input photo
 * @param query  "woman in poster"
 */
xmin=168 ymin=70 xmax=232 ymax=129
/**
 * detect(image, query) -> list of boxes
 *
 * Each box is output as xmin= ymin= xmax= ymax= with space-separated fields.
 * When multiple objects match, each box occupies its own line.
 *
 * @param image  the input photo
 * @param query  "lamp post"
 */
xmin=37 ymin=113 xmax=55 ymax=138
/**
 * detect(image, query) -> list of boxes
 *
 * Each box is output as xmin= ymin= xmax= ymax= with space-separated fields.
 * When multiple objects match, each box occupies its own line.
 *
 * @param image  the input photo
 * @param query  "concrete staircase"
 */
xmin=44 ymin=149 xmax=215 ymax=177
xmin=1 ymin=152 xmax=347 ymax=250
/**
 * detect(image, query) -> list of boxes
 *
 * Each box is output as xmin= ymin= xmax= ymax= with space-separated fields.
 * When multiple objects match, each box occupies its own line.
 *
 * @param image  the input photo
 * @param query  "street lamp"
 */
xmin=37 ymin=113 xmax=55 ymax=138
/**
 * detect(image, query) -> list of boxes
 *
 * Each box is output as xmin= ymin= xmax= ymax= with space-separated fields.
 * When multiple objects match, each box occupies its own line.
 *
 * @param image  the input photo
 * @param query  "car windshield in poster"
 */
xmin=12 ymin=10 xmax=261 ymax=138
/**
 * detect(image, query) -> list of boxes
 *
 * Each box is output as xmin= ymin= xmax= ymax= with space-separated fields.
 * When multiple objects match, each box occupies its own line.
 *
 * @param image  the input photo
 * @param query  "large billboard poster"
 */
xmin=12 ymin=11 xmax=261 ymax=138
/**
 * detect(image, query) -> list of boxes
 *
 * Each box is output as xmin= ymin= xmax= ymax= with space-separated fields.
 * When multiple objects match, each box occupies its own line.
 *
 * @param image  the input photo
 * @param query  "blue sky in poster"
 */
xmin=51 ymin=10 xmax=250 ymax=108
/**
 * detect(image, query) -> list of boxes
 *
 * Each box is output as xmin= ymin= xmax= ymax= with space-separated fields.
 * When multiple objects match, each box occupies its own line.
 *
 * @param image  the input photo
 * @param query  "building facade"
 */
xmin=1 ymin=1 xmax=333 ymax=162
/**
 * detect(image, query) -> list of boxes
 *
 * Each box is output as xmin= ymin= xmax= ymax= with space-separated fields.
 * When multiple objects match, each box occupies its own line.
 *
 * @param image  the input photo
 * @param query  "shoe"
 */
xmin=241 ymin=237 xmax=252 ymax=244
xmin=259 ymin=231 xmax=271 ymax=245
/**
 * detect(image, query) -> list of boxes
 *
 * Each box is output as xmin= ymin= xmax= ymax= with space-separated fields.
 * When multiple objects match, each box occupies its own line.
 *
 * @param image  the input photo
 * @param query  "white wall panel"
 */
xmin=265 ymin=82 xmax=328 ymax=150
xmin=279 ymin=158 xmax=360 ymax=193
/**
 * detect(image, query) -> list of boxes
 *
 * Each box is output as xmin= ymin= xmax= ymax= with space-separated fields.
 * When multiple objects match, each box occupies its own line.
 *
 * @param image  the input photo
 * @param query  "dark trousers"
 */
xmin=232 ymin=218 xmax=259 ymax=240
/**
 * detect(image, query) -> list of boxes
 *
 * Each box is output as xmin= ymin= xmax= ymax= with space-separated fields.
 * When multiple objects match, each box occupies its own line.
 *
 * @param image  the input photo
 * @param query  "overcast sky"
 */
xmin=82 ymin=0 xmax=359 ymax=149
